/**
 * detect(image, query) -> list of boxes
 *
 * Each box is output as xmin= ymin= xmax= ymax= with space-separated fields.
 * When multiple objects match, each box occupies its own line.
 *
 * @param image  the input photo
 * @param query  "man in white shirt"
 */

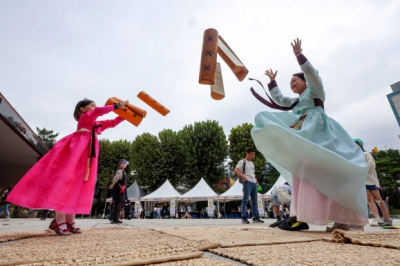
xmin=234 ymin=148 xmax=264 ymax=224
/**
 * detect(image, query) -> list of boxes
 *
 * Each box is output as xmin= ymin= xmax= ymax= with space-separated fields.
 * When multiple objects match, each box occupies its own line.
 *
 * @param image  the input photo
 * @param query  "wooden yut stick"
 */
xmin=104 ymin=97 xmax=145 ymax=126
xmin=137 ymin=91 xmax=170 ymax=116
xmin=199 ymin=28 xmax=218 ymax=85
xmin=210 ymin=62 xmax=225 ymax=100
xmin=217 ymin=35 xmax=249 ymax=81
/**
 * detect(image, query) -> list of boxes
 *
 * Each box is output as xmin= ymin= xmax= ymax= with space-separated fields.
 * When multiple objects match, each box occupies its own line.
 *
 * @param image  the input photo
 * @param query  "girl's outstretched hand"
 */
xmin=121 ymin=100 xmax=129 ymax=110
xmin=291 ymin=38 xmax=302 ymax=56
xmin=264 ymin=69 xmax=278 ymax=81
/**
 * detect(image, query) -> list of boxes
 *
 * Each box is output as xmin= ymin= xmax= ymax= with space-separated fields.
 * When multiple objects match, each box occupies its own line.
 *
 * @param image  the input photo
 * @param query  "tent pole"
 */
xmin=217 ymin=198 xmax=220 ymax=217
xmin=103 ymin=200 xmax=107 ymax=218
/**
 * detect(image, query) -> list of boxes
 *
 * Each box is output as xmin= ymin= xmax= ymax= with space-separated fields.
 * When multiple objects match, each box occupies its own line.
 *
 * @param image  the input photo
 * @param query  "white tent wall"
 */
xmin=218 ymin=180 xmax=265 ymax=218
xmin=141 ymin=179 xmax=181 ymax=202
xmin=178 ymin=178 xmax=218 ymax=201
xmin=263 ymin=175 xmax=287 ymax=199
xmin=219 ymin=180 xmax=263 ymax=202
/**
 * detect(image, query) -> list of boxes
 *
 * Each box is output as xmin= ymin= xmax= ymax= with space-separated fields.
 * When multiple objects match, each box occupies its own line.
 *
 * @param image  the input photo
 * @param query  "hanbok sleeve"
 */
xmin=98 ymin=116 xmax=125 ymax=132
xmin=297 ymin=54 xmax=325 ymax=101
xmin=81 ymin=105 xmax=115 ymax=123
xmin=268 ymin=80 xmax=298 ymax=107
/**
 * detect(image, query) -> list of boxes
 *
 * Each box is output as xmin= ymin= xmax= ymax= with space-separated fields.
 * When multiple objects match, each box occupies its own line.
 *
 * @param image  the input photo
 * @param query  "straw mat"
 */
xmin=0 ymin=231 xmax=48 ymax=243
xmin=331 ymin=229 xmax=400 ymax=249
xmin=0 ymin=227 xmax=212 ymax=266
xmin=210 ymin=240 xmax=400 ymax=266
xmin=153 ymin=226 xmax=331 ymax=247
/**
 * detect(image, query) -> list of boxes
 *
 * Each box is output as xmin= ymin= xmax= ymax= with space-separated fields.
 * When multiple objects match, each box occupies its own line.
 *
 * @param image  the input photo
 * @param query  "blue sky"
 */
xmin=1 ymin=0 xmax=400 ymax=151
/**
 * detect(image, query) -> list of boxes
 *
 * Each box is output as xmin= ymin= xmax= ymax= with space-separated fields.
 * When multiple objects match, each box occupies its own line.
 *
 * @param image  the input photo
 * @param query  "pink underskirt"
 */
xmin=290 ymin=175 xmax=368 ymax=226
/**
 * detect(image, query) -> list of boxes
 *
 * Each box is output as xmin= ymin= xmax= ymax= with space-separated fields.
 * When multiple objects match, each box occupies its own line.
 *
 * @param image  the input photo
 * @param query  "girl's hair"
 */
xmin=292 ymin=72 xmax=305 ymax=81
xmin=74 ymin=99 xmax=94 ymax=121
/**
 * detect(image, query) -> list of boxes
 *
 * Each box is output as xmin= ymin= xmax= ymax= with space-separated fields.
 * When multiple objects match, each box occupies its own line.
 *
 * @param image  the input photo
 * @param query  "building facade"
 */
xmin=387 ymin=81 xmax=400 ymax=127
xmin=0 ymin=93 xmax=48 ymax=189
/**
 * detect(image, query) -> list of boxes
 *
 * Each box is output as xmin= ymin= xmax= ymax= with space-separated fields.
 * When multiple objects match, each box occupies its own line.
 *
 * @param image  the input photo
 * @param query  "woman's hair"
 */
xmin=292 ymin=72 xmax=305 ymax=81
xmin=73 ymin=99 xmax=94 ymax=121
xmin=355 ymin=143 xmax=365 ymax=152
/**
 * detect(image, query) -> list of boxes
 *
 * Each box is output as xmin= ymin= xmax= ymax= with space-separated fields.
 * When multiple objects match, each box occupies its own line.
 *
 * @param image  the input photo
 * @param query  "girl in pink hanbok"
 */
xmin=7 ymin=99 xmax=126 ymax=235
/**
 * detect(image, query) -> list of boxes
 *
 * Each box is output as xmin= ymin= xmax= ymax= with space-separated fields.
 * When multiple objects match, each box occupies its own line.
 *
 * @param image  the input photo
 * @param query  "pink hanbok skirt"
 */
xmin=7 ymin=131 xmax=99 ymax=214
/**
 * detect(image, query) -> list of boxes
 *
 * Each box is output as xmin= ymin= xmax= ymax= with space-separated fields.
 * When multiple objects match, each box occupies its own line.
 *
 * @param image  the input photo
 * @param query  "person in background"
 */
xmin=0 ymin=187 xmax=12 ymax=221
xmin=109 ymin=159 xmax=129 ymax=224
xmin=385 ymin=196 xmax=389 ymax=209
xmin=124 ymin=200 xmax=132 ymax=220
xmin=354 ymin=139 xmax=392 ymax=227
xmin=40 ymin=210 xmax=50 ymax=221
xmin=234 ymin=148 xmax=264 ymax=224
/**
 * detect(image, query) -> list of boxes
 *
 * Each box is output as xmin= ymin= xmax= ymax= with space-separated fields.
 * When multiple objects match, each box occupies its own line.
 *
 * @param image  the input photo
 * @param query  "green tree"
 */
xmin=228 ymin=122 xmax=279 ymax=193
xmin=130 ymin=133 xmax=161 ymax=190
xmin=158 ymin=129 xmax=184 ymax=187
xmin=97 ymin=139 xmax=114 ymax=190
xmin=177 ymin=120 xmax=228 ymax=188
xmin=36 ymin=127 xmax=59 ymax=149
xmin=96 ymin=139 xmax=132 ymax=201
xmin=373 ymin=149 xmax=400 ymax=209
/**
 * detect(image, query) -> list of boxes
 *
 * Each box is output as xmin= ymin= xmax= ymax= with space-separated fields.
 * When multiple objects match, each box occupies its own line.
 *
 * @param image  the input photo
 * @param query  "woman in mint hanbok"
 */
xmin=250 ymin=39 xmax=368 ymax=230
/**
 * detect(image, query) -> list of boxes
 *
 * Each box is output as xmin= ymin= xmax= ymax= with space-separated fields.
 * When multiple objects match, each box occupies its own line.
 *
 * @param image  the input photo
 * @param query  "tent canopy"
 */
xmin=263 ymin=175 xmax=287 ymax=199
xmin=106 ymin=180 xmax=147 ymax=202
xmin=141 ymin=179 xmax=181 ymax=201
xmin=127 ymin=180 xmax=147 ymax=201
xmin=178 ymin=178 xmax=218 ymax=201
xmin=219 ymin=180 xmax=263 ymax=201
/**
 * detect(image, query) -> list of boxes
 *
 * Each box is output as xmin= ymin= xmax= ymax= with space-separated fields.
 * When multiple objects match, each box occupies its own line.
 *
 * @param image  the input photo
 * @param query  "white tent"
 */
xmin=141 ymin=179 xmax=181 ymax=201
xmin=263 ymin=175 xmax=287 ymax=199
xmin=178 ymin=178 xmax=218 ymax=201
xmin=218 ymin=180 xmax=263 ymax=201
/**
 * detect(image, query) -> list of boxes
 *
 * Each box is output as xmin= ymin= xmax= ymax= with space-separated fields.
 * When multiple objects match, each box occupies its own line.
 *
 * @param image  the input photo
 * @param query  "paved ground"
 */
xmin=1 ymin=217 xmax=398 ymax=233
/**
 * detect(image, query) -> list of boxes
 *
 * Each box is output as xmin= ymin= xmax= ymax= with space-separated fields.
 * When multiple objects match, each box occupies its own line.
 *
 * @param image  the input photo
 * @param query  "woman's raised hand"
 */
xmin=264 ymin=69 xmax=278 ymax=81
xmin=291 ymin=38 xmax=302 ymax=56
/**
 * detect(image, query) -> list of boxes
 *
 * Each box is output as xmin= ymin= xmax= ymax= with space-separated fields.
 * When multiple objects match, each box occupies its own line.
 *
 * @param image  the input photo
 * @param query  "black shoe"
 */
xmin=241 ymin=218 xmax=250 ymax=224
xmin=252 ymin=218 xmax=264 ymax=223
xmin=269 ymin=220 xmax=283 ymax=228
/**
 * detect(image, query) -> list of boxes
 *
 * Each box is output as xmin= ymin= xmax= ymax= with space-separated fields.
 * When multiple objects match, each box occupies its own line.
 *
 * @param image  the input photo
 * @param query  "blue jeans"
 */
xmin=0 ymin=203 xmax=10 ymax=216
xmin=241 ymin=182 xmax=259 ymax=219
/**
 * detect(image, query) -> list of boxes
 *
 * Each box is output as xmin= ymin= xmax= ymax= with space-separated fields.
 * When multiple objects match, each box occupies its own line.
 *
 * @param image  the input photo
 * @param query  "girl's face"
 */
xmin=80 ymin=102 xmax=96 ymax=113
xmin=290 ymin=76 xmax=307 ymax=95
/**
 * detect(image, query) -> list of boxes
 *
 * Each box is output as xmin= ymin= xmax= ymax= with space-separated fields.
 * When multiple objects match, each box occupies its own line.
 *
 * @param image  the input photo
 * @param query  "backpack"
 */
xmin=238 ymin=159 xmax=246 ymax=184
xmin=278 ymin=216 xmax=309 ymax=231
xmin=276 ymin=186 xmax=291 ymax=203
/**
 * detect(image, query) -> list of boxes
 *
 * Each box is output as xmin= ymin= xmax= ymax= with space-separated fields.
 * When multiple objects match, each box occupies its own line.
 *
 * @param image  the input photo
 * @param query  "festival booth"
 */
xmin=177 ymin=178 xmax=218 ymax=218
xmin=141 ymin=179 xmax=181 ymax=218
xmin=263 ymin=175 xmax=287 ymax=200
xmin=218 ymin=180 xmax=265 ymax=218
